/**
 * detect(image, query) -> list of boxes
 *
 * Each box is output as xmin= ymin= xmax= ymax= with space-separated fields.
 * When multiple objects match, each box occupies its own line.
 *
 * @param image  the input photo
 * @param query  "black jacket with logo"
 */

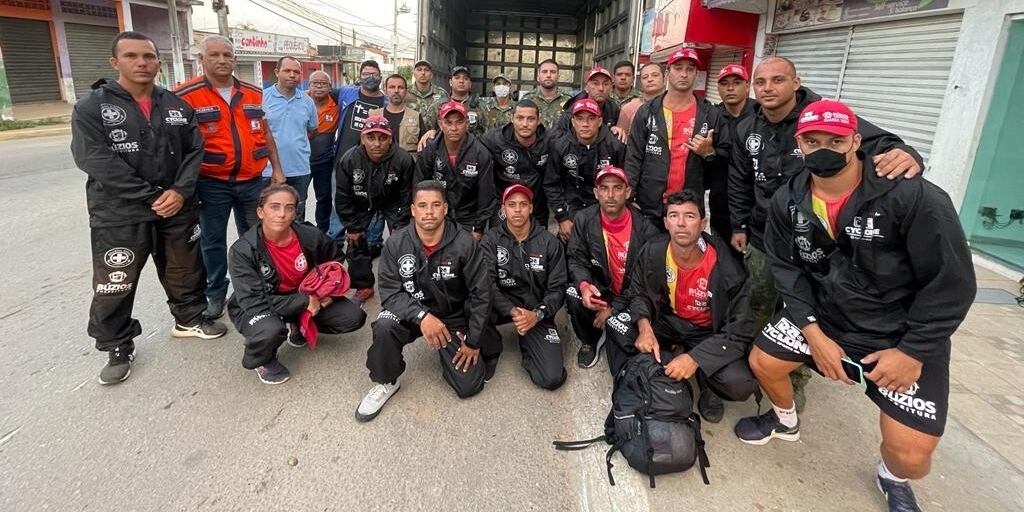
xmin=765 ymin=156 xmax=975 ymax=361
xmin=71 ymin=79 xmax=204 ymax=228
xmin=567 ymin=204 xmax=659 ymax=310
xmin=543 ymin=125 xmax=627 ymax=222
xmin=479 ymin=122 xmax=552 ymax=195
xmin=624 ymin=233 xmax=754 ymax=376
xmin=335 ymin=144 xmax=415 ymax=233
xmin=228 ymin=221 xmax=342 ymax=319
xmin=554 ymin=91 xmax=621 ymax=134
xmin=480 ymin=220 xmax=567 ymax=318
xmin=624 ymin=93 xmax=729 ymax=221
xmin=728 ymin=87 xmax=923 ymax=251
xmin=378 ymin=220 xmax=493 ymax=348
xmin=416 ymin=133 xmax=497 ymax=233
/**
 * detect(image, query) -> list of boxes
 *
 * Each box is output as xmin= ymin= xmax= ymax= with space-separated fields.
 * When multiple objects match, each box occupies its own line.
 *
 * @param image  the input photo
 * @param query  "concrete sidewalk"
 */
xmin=0 ymin=101 xmax=72 ymax=142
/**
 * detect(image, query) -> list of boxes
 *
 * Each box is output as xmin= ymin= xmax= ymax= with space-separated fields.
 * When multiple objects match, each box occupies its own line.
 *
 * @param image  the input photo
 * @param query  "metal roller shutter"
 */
xmin=235 ymin=61 xmax=257 ymax=85
xmin=838 ymin=14 xmax=962 ymax=164
xmin=705 ymin=48 xmax=744 ymax=104
xmin=66 ymin=23 xmax=119 ymax=99
xmin=0 ymin=17 xmax=61 ymax=104
xmin=774 ymin=27 xmax=848 ymax=99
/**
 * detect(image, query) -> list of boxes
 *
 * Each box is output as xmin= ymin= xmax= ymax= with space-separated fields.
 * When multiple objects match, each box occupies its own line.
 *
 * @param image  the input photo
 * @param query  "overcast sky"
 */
xmin=189 ymin=0 xmax=419 ymax=54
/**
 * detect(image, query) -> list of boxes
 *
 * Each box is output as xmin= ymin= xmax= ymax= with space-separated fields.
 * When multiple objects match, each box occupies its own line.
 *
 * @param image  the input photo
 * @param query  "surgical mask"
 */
xmin=803 ymin=148 xmax=849 ymax=178
xmin=493 ymin=85 xmax=510 ymax=98
xmin=361 ymin=75 xmax=382 ymax=91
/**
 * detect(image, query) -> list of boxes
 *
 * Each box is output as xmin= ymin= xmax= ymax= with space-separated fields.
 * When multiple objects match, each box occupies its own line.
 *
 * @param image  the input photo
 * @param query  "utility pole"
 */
xmin=165 ymin=0 xmax=185 ymax=86
xmin=212 ymin=0 xmax=230 ymax=37
xmin=393 ymin=1 xmax=409 ymax=71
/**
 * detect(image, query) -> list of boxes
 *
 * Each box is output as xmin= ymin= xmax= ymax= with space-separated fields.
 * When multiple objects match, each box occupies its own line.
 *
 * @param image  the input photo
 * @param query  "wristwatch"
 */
xmin=533 ymin=306 xmax=547 ymax=321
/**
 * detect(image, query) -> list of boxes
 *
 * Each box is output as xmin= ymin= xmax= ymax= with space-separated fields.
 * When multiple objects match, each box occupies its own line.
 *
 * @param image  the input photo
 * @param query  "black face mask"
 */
xmin=803 ymin=148 xmax=849 ymax=178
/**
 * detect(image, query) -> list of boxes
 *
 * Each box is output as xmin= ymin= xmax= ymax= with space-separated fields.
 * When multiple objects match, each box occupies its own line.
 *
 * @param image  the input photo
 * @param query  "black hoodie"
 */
xmin=416 ymin=132 xmax=497 ymax=233
xmin=480 ymin=219 xmax=567 ymax=318
xmin=71 ymin=79 xmax=204 ymax=227
xmin=335 ymin=143 xmax=416 ymax=233
xmin=727 ymin=87 xmax=923 ymax=251
xmin=765 ymin=156 xmax=975 ymax=361
xmin=478 ymin=122 xmax=552 ymax=196
xmin=543 ymin=124 xmax=627 ymax=222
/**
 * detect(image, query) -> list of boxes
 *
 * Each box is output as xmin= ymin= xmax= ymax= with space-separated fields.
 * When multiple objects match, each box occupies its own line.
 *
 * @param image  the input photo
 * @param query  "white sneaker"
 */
xmin=355 ymin=380 xmax=401 ymax=422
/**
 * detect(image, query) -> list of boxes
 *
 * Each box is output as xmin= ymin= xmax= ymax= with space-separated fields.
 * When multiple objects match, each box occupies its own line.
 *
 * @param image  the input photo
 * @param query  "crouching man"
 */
xmin=735 ymin=100 xmax=975 ymax=512
xmin=481 ymin=184 xmax=568 ymax=389
xmin=356 ymin=180 xmax=501 ymax=421
xmin=606 ymin=190 xmax=759 ymax=423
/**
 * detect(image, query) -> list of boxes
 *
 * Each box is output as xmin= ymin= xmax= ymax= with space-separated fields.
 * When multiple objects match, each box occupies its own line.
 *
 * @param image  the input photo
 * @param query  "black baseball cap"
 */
xmin=451 ymin=65 xmax=471 ymax=77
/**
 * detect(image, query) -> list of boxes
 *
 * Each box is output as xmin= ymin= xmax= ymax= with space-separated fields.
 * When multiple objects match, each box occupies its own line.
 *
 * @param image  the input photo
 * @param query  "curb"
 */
xmin=0 ymin=124 xmax=72 ymax=142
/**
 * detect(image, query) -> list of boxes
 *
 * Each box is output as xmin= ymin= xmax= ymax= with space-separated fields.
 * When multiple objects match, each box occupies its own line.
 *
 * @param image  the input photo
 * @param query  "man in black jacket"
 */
xmin=735 ymin=100 xmax=975 ymax=512
xmin=554 ymin=66 xmax=627 ymax=144
xmin=356 ymin=181 xmax=500 ymax=422
xmin=605 ymin=190 xmax=757 ymax=423
xmin=481 ymin=184 xmax=568 ymax=389
xmin=625 ymin=49 xmax=729 ymax=225
xmin=727 ymin=57 xmax=925 ymax=411
xmin=479 ymin=101 xmax=552 ymax=226
xmin=336 ymin=116 xmax=416 ymax=303
xmin=544 ymin=98 xmax=627 ymax=242
xmin=711 ymin=63 xmax=757 ymax=246
xmin=566 ymin=166 xmax=658 ymax=369
xmin=416 ymin=101 xmax=497 ymax=239
xmin=71 ymin=31 xmax=227 ymax=385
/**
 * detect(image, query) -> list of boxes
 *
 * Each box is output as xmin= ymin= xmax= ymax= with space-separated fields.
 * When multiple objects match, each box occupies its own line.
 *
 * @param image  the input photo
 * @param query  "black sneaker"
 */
xmin=254 ymin=359 xmax=290 ymax=384
xmin=734 ymin=409 xmax=800 ymax=445
xmin=172 ymin=319 xmax=228 ymax=340
xmin=203 ymin=296 xmax=225 ymax=320
xmin=484 ymin=361 xmax=497 ymax=383
xmin=877 ymin=475 xmax=922 ymax=512
xmin=287 ymin=323 xmax=307 ymax=348
xmin=698 ymin=390 xmax=725 ymax=423
xmin=577 ymin=333 xmax=605 ymax=368
xmin=98 ymin=347 xmax=135 ymax=385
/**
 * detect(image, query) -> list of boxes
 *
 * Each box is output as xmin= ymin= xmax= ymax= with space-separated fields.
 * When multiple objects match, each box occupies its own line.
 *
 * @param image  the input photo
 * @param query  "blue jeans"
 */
xmin=197 ymin=176 xmax=264 ymax=302
xmin=309 ymin=160 xmax=334 ymax=233
xmin=367 ymin=212 xmax=385 ymax=247
xmin=264 ymin=174 xmax=312 ymax=222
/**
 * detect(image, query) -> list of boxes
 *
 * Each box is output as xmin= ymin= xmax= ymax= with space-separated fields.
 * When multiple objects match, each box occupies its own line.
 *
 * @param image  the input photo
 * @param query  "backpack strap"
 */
xmin=690 ymin=414 xmax=711 ymax=485
xmin=552 ymin=435 xmax=607 ymax=451
xmin=605 ymin=444 xmax=620 ymax=486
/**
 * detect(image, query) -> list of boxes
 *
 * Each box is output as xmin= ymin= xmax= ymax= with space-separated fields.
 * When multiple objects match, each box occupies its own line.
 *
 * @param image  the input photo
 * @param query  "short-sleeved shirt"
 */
xmin=262 ymin=85 xmax=318 ymax=177
xmin=665 ymin=241 xmax=716 ymax=327
xmin=338 ymin=91 xmax=386 ymax=157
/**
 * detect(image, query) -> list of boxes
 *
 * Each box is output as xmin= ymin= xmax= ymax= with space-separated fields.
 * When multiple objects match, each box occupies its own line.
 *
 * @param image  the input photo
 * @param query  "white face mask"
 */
xmin=493 ymin=84 xmax=511 ymax=98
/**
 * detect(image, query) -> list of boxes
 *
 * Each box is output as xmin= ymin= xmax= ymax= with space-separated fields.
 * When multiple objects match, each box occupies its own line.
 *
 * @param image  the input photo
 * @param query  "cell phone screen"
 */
xmin=841 ymin=357 xmax=865 ymax=385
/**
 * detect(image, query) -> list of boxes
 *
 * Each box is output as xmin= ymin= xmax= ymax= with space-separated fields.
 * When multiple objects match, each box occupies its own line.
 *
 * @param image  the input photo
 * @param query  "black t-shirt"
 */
xmin=338 ymin=91 xmax=386 ymax=157
xmin=382 ymin=108 xmax=427 ymax=145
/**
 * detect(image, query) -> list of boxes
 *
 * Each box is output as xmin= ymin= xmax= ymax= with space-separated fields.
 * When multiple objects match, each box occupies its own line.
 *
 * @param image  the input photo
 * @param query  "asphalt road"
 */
xmin=1 ymin=134 xmax=1021 ymax=511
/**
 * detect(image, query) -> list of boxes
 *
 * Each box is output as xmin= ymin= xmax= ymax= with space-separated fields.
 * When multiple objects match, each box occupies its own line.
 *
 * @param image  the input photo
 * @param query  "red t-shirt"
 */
xmin=137 ymin=98 xmax=153 ymax=120
xmin=448 ymin=154 xmax=457 ymax=168
xmin=666 ymin=241 xmax=717 ymax=327
xmin=600 ymin=211 xmax=632 ymax=295
xmin=663 ymin=103 xmax=697 ymax=201
xmin=264 ymin=232 xmax=307 ymax=292
xmin=424 ymin=242 xmax=438 ymax=257
xmin=811 ymin=180 xmax=859 ymax=239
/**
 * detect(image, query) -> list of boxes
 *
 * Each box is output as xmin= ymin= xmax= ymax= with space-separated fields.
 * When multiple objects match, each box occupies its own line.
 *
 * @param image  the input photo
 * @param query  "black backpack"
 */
xmin=554 ymin=355 xmax=710 ymax=488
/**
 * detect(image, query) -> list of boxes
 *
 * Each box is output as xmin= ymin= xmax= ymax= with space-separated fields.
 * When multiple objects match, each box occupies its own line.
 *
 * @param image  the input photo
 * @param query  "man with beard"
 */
xmin=481 ymin=184 xmax=568 ymax=389
xmin=416 ymin=101 xmax=497 ymax=240
xmin=544 ymin=98 xmax=627 ymax=243
xmin=521 ymin=59 xmax=572 ymax=130
xmin=370 ymin=74 xmax=426 ymax=156
xmin=555 ymin=66 xmax=627 ymax=143
xmin=405 ymin=60 xmax=448 ymax=112
xmin=479 ymin=100 xmax=551 ymax=226
xmin=616 ymin=62 xmax=666 ymax=137
xmin=610 ymin=60 xmax=641 ymax=107
xmin=625 ymin=48 xmax=729 ymax=226
xmin=307 ymin=70 xmax=341 ymax=235
xmin=262 ymin=56 xmax=318 ymax=221
xmin=566 ymin=166 xmax=657 ymax=369
xmin=605 ymin=190 xmax=757 ymax=423
xmin=336 ymin=116 xmax=416 ymax=303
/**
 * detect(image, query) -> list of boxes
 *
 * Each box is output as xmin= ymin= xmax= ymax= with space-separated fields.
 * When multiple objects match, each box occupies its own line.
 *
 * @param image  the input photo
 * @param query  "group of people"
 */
xmin=73 ymin=31 xmax=977 ymax=512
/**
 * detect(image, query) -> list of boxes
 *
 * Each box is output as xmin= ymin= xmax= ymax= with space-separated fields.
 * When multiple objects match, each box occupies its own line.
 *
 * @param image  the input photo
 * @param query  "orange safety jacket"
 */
xmin=174 ymin=76 xmax=270 ymax=182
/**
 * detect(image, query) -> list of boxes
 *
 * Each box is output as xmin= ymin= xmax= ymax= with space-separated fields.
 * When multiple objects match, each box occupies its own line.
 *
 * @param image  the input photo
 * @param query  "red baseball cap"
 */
xmin=717 ymin=64 xmax=749 ymax=82
xmin=501 ymin=183 xmax=534 ymax=203
xmin=439 ymin=100 xmax=468 ymax=119
xmin=572 ymin=98 xmax=602 ymax=117
xmin=360 ymin=115 xmax=392 ymax=137
xmin=666 ymin=48 xmax=700 ymax=67
xmin=585 ymin=66 xmax=612 ymax=82
xmin=795 ymin=100 xmax=859 ymax=137
xmin=595 ymin=165 xmax=628 ymax=185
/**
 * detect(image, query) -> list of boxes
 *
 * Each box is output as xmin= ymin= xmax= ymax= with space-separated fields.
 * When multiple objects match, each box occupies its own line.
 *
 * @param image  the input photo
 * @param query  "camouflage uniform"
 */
xmin=405 ymin=83 xmax=448 ymax=113
xmin=611 ymin=89 xmax=641 ymax=108
xmin=522 ymin=89 xmax=572 ymax=130
xmin=422 ymin=93 xmax=490 ymax=136
xmin=481 ymin=99 xmax=515 ymax=131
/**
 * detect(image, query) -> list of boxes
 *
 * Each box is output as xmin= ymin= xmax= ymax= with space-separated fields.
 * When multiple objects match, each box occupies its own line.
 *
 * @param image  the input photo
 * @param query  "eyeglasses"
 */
xmin=309 ymin=81 xmax=331 ymax=88
xmin=360 ymin=72 xmax=381 ymax=79
xmin=363 ymin=119 xmax=390 ymax=130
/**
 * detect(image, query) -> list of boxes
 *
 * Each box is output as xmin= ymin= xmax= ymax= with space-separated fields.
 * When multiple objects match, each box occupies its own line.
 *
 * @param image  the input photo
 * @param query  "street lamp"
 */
xmin=393 ymin=1 xmax=410 ymax=70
